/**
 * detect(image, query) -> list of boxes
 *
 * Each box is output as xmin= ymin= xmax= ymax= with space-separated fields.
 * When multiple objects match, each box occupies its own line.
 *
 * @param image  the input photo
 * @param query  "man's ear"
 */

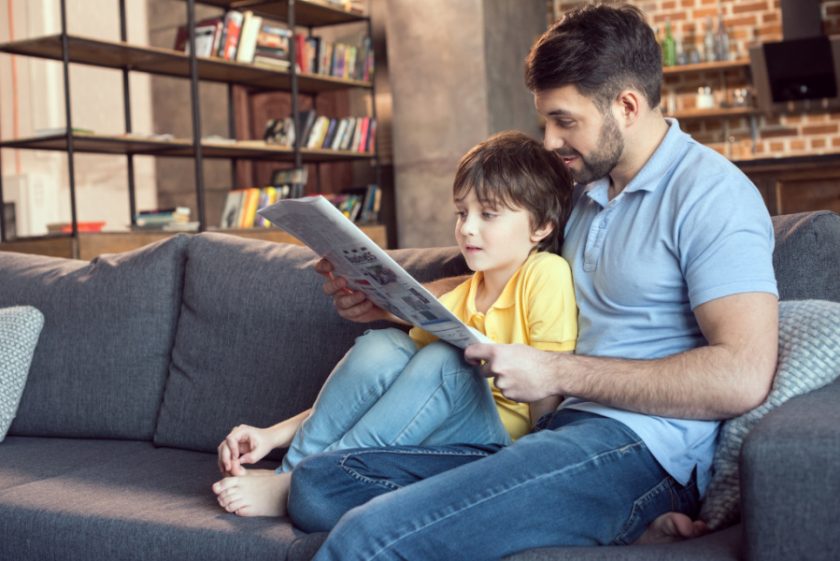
xmin=531 ymin=223 xmax=555 ymax=245
xmin=614 ymin=89 xmax=642 ymax=127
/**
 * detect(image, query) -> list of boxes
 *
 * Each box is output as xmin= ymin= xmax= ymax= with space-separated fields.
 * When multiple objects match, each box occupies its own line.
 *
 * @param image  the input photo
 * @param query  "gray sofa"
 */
xmin=0 ymin=211 xmax=838 ymax=561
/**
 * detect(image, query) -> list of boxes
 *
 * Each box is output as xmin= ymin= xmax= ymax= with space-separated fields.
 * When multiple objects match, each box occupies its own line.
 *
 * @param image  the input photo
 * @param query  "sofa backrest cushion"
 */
xmin=772 ymin=211 xmax=840 ymax=302
xmin=153 ymin=233 xmax=467 ymax=453
xmin=0 ymin=235 xmax=189 ymax=439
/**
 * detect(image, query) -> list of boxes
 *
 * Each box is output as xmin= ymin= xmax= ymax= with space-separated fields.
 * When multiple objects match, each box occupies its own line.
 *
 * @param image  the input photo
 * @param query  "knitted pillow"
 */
xmin=0 ymin=306 xmax=44 ymax=441
xmin=699 ymin=299 xmax=840 ymax=530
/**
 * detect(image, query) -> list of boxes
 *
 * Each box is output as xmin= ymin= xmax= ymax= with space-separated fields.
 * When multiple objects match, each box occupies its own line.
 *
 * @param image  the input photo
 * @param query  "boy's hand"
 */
xmin=217 ymin=425 xmax=272 ymax=476
xmin=315 ymin=258 xmax=394 ymax=324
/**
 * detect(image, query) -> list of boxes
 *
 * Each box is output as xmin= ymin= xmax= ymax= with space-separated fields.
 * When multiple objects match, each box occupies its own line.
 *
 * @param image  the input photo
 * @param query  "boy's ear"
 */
xmin=531 ymin=223 xmax=554 ymax=244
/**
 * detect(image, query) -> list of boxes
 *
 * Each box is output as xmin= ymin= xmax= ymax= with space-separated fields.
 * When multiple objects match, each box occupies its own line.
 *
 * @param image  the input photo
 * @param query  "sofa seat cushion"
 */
xmin=0 ymin=437 xmax=301 ymax=561
xmin=0 ymin=235 xmax=189 ymax=440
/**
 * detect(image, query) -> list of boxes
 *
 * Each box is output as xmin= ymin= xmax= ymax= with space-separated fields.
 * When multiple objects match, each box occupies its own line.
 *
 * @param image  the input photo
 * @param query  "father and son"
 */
xmin=212 ymin=4 xmax=779 ymax=560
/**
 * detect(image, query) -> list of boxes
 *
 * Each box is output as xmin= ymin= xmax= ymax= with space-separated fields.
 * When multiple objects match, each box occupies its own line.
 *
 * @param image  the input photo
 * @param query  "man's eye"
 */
xmin=555 ymin=119 xmax=574 ymax=128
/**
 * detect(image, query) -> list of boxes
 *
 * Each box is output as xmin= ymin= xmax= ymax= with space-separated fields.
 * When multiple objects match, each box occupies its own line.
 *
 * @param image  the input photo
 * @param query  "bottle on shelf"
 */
xmin=662 ymin=19 xmax=677 ymax=67
xmin=715 ymin=15 xmax=730 ymax=61
xmin=703 ymin=16 xmax=715 ymax=62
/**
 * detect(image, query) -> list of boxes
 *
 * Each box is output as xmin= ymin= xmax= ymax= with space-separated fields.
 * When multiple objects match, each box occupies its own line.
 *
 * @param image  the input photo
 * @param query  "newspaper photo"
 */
xmin=258 ymin=196 xmax=491 ymax=349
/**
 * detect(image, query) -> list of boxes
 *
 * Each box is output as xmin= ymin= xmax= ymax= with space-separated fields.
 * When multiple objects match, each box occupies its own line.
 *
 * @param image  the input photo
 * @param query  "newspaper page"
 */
xmin=258 ymin=196 xmax=490 ymax=349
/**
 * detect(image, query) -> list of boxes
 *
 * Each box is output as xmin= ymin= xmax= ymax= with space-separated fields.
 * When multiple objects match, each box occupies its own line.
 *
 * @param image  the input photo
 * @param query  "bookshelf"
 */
xmin=0 ymin=0 xmax=384 ymax=257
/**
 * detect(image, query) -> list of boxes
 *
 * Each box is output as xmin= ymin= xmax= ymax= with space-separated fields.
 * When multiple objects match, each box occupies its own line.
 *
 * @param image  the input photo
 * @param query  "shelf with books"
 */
xmin=0 ymin=133 xmax=375 ymax=162
xmin=0 ymin=35 xmax=371 ymax=94
xmin=185 ymin=0 xmax=368 ymax=27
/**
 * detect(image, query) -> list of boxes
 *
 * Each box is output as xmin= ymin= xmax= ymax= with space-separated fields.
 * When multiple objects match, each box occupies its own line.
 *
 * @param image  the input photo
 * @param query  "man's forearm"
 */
xmin=549 ymin=345 xmax=768 ymax=419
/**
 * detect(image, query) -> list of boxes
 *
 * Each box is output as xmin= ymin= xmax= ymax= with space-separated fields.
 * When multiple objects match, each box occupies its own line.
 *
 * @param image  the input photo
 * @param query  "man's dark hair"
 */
xmin=525 ymin=3 xmax=662 ymax=111
xmin=453 ymin=131 xmax=573 ymax=254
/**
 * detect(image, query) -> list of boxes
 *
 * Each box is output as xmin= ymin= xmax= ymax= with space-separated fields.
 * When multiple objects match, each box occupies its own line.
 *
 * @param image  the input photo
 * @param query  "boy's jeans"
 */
xmin=288 ymin=410 xmax=701 ymax=561
xmin=280 ymin=328 xmax=511 ymax=472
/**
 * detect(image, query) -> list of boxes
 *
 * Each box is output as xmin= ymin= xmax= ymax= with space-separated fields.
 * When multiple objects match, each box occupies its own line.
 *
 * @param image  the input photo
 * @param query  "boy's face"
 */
xmin=454 ymin=188 xmax=550 ymax=283
xmin=535 ymin=85 xmax=625 ymax=185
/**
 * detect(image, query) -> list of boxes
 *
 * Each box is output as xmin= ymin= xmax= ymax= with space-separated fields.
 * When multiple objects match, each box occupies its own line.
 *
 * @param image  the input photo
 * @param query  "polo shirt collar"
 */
xmin=582 ymin=118 xmax=688 ymax=205
xmin=466 ymin=263 xmax=524 ymax=316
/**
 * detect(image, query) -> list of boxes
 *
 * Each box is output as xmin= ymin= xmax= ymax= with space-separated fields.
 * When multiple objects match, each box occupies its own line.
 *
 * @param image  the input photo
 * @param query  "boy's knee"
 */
xmin=354 ymin=328 xmax=416 ymax=358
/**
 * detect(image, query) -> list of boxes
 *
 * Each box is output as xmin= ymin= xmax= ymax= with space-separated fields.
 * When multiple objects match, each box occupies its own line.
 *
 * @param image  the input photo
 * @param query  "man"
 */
xmin=287 ymin=4 xmax=779 ymax=559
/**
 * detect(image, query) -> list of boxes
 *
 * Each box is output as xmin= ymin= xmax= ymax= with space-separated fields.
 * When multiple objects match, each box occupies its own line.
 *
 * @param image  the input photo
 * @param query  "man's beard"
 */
xmin=557 ymin=114 xmax=624 ymax=185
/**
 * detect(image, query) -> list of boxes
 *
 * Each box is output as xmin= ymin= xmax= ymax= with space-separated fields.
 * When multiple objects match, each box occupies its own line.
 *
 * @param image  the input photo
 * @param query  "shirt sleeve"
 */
xmin=677 ymin=173 xmax=778 ymax=309
xmin=522 ymin=254 xmax=578 ymax=352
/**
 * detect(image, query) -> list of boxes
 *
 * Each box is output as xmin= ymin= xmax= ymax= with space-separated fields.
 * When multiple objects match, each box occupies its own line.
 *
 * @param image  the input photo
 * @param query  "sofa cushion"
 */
xmin=699 ymin=299 xmax=840 ymax=530
xmin=772 ymin=211 xmax=840 ymax=302
xmin=0 ymin=306 xmax=44 ymax=441
xmin=0 ymin=437 xmax=300 ymax=561
xmin=0 ymin=236 xmax=189 ymax=440
xmin=154 ymin=234 xmax=467 ymax=454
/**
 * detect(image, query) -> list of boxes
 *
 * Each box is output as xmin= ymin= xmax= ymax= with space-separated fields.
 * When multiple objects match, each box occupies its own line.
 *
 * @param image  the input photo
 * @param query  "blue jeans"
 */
xmin=288 ymin=410 xmax=700 ymax=561
xmin=280 ymin=328 xmax=511 ymax=472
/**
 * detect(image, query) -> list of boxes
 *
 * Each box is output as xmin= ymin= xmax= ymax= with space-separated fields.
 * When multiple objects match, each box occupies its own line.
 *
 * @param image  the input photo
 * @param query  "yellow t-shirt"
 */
xmin=409 ymin=251 xmax=577 ymax=440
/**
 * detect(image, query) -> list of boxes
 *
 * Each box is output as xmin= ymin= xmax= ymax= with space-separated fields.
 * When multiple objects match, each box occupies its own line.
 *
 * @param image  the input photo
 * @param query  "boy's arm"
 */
xmin=315 ymin=257 xmax=467 ymax=324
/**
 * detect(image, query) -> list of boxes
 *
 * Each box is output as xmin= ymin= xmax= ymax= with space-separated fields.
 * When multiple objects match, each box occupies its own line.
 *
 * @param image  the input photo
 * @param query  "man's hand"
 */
xmin=315 ymin=258 xmax=394 ymax=324
xmin=217 ymin=424 xmax=273 ymax=476
xmin=465 ymin=343 xmax=561 ymax=403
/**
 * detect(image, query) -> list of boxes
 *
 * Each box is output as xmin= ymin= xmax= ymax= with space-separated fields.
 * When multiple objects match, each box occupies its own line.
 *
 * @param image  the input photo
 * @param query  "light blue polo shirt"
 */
xmin=560 ymin=119 xmax=778 ymax=494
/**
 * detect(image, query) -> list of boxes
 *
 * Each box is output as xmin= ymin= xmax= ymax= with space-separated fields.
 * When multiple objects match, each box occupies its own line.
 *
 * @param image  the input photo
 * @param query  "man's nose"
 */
xmin=543 ymin=124 xmax=565 ymax=152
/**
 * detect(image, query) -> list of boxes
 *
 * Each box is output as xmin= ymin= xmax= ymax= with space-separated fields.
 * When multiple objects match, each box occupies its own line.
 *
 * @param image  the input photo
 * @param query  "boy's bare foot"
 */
xmin=635 ymin=512 xmax=710 ymax=544
xmin=212 ymin=469 xmax=292 ymax=517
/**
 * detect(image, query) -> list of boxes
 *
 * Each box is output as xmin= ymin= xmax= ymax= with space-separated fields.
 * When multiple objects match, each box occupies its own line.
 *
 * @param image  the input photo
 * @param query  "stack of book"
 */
xmin=294 ymin=35 xmax=374 ymax=81
xmin=133 ymin=207 xmax=197 ymax=231
xmin=220 ymin=183 xmax=380 ymax=229
xmin=264 ymin=111 xmax=376 ymax=153
xmin=173 ymin=11 xmax=292 ymax=69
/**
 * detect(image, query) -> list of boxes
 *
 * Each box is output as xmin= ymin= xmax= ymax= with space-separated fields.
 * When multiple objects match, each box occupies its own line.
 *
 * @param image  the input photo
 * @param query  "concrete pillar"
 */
xmin=385 ymin=0 xmax=546 ymax=248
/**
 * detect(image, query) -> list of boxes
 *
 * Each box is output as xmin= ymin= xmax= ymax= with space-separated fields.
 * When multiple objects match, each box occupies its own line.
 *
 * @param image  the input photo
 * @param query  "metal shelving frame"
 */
xmin=0 ymin=0 xmax=378 ymax=252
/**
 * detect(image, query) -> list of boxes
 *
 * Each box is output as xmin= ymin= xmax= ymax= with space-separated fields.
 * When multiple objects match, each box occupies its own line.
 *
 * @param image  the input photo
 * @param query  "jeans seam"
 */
xmin=611 ymin=475 xmax=674 ymax=545
xmin=338 ymin=448 xmax=495 ymax=491
xmin=363 ymin=438 xmax=646 ymax=559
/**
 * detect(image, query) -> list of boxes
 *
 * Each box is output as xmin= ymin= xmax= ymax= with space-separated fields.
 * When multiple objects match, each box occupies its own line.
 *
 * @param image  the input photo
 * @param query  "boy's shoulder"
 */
xmin=521 ymin=251 xmax=572 ymax=280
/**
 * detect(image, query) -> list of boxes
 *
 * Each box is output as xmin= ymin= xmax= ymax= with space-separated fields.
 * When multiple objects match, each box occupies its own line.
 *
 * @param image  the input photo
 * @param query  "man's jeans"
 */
xmin=280 ymin=328 xmax=511 ymax=473
xmin=288 ymin=410 xmax=700 ymax=561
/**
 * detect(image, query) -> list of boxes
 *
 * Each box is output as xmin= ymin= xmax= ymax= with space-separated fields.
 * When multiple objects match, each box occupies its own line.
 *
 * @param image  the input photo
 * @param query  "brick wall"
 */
xmin=550 ymin=0 xmax=840 ymax=161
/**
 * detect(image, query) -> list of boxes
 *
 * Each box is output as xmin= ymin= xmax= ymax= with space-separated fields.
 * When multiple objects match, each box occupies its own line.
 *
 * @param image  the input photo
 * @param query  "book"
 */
xmin=258 ymin=196 xmax=490 ymax=349
xmin=221 ymin=11 xmax=244 ymax=61
xmin=235 ymin=11 xmax=263 ymax=63
xmin=220 ymin=190 xmax=244 ymax=228
xmin=174 ymin=17 xmax=222 ymax=55
xmin=238 ymin=187 xmax=262 ymax=228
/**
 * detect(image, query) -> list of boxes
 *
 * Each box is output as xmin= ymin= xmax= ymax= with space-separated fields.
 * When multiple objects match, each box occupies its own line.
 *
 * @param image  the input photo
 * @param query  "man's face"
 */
xmin=535 ymin=85 xmax=625 ymax=185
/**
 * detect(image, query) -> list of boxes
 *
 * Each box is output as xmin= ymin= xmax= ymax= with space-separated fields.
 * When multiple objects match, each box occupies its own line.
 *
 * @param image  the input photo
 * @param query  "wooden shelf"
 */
xmin=671 ymin=107 xmax=757 ymax=120
xmin=0 ymin=224 xmax=388 ymax=260
xmin=0 ymin=133 xmax=375 ymax=162
xmin=0 ymin=34 xmax=371 ymax=93
xmin=186 ymin=0 xmax=368 ymax=27
xmin=663 ymin=58 xmax=751 ymax=76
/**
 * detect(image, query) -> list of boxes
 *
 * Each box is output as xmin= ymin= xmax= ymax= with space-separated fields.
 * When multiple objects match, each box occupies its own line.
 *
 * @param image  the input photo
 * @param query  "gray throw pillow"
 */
xmin=699 ymin=299 xmax=840 ymax=530
xmin=0 ymin=306 xmax=44 ymax=441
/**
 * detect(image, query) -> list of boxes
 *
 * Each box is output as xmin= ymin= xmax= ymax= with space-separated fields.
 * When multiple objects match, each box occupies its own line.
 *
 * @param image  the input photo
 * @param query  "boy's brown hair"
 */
xmin=453 ymin=130 xmax=573 ymax=254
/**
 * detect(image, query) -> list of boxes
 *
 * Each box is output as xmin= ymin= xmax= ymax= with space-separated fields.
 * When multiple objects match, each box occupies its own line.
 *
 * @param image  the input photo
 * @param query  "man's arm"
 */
xmin=466 ymin=292 xmax=778 ymax=420
xmin=315 ymin=257 xmax=468 ymax=324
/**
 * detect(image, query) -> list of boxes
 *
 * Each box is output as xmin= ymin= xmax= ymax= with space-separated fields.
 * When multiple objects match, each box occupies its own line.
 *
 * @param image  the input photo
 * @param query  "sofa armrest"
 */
xmin=740 ymin=379 xmax=840 ymax=561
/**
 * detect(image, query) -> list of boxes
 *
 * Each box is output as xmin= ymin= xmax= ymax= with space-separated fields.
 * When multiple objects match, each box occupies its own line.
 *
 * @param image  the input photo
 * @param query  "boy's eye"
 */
xmin=481 ymin=212 xmax=497 ymax=219
xmin=455 ymin=210 xmax=466 ymax=218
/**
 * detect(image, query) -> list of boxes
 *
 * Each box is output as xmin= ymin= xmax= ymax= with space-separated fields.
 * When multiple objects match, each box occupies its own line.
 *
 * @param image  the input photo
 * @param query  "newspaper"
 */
xmin=258 ymin=196 xmax=490 ymax=349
